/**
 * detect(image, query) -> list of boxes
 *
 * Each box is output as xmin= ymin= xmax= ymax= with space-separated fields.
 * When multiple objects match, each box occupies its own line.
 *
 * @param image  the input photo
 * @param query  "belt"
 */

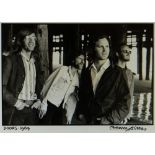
xmin=18 ymin=99 xmax=37 ymax=106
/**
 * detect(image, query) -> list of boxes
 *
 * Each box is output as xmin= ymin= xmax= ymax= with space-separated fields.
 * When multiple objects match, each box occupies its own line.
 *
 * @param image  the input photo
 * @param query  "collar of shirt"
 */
xmin=68 ymin=66 xmax=74 ymax=79
xmin=68 ymin=66 xmax=80 ymax=79
xmin=90 ymin=59 xmax=110 ymax=94
xmin=90 ymin=59 xmax=110 ymax=72
xmin=20 ymin=50 xmax=35 ymax=63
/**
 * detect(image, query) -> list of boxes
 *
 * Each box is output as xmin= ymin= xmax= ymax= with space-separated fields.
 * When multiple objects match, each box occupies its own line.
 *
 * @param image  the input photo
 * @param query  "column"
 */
xmin=36 ymin=24 xmax=49 ymax=81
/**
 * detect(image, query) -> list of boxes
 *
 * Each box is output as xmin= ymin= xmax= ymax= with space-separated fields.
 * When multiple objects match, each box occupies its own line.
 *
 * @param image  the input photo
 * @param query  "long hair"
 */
xmin=16 ymin=28 xmax=40 ymax=61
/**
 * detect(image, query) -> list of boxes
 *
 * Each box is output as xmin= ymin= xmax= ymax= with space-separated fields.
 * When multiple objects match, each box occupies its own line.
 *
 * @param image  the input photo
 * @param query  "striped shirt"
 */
xmin=18 ymin=51 xmax=37 ymax=100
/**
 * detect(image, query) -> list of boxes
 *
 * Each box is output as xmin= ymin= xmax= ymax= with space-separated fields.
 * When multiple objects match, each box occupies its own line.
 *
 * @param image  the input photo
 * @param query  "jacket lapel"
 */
xmin=86 ymin=68 xmax=94 ymax=96
xmin=95 ymin=66 xmax=112 ymax=95
xmin=17 ymin=53 xmax=25 ymax=76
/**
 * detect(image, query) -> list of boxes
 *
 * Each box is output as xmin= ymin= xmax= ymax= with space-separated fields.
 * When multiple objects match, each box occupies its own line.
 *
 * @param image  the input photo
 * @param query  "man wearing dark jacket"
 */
xmin=116 ymin=44 xmax=135 ymax=124
xmin=2 ymin=28 xmax=43 ymax=125
xmin=77 ymin=35 xmax=130 ymax=125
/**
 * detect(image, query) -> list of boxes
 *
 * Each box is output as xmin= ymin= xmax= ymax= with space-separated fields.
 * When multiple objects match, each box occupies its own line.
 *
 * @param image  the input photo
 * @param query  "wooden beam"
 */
xmin=36 ymin=24 xmax=49 ymax=81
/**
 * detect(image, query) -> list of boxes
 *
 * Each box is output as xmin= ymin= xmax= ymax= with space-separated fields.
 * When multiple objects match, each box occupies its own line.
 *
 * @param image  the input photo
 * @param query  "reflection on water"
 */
xmin=128 ymin=93 xmax=152 ymax=124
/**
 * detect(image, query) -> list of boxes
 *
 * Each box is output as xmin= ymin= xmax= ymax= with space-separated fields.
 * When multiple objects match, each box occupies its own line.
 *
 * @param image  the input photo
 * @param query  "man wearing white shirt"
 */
xmin=77 ymin=35 xmax=130 ymax=125
xmin=39 ymin=53 xmax=85 ymax=125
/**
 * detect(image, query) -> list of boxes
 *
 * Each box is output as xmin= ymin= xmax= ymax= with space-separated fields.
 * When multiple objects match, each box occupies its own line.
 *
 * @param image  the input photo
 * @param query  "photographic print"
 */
xmin=0 ymin=23 xmax=154 ymax=132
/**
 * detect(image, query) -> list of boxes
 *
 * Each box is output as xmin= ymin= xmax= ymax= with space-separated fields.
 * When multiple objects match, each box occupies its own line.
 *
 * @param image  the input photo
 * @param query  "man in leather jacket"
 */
xmin=77 ymin=35 xmax=130 ymax=125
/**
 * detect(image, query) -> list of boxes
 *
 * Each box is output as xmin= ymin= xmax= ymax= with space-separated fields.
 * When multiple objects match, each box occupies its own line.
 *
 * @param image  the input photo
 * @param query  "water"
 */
xmin=127 ymin=93 xmax=153 ymax=124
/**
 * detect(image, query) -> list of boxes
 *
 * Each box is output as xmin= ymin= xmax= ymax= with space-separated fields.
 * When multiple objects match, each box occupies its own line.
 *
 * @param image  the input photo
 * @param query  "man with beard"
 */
xmin=77 ymin=35 xmax=130 ymax=125
xmin=116 ymin=44 xmax=135 ymax=124
xmin=2 ymin=28 xmax=43 ymax=125
xmin=39 ymin=53 xmax=85 ymax=124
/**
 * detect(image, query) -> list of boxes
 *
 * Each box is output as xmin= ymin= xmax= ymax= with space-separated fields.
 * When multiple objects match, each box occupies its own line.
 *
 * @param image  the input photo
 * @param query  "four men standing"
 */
xmin=2 ymin=29 xmax=133 ymax=125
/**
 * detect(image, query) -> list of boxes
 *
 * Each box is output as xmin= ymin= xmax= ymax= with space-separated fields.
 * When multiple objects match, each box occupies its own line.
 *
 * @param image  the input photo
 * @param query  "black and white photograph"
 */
xmin=1 ymin=2 xmax=155 ymax=155
xmin=0 ymin=23 xmax=154 ymax=132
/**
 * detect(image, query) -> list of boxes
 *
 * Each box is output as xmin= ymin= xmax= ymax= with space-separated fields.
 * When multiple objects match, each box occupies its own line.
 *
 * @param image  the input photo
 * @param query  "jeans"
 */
xmin=39 ymin=101 xmax=66 ymax=125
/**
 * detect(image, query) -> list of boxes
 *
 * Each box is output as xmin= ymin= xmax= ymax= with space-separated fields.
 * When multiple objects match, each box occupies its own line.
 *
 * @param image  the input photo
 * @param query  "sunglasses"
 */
xmin=121 ymin=50 xmax=131 ymax=54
